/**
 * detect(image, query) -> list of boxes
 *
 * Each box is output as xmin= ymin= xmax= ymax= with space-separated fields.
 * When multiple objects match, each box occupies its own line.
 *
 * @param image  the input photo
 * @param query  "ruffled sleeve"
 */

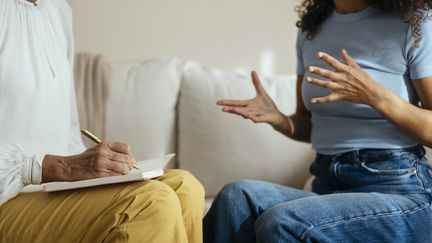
xmin=0 ymin=144 xmax=42 ymax=206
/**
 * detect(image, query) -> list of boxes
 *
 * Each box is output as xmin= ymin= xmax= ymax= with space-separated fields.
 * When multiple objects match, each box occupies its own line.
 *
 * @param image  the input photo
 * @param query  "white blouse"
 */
xmin=0 ymin=0 xmax=85 ymax=205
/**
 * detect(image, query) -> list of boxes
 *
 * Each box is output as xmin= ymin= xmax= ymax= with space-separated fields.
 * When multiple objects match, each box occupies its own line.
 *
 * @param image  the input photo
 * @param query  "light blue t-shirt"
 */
xmin=297 ymin=7 xmax=432 ymax=155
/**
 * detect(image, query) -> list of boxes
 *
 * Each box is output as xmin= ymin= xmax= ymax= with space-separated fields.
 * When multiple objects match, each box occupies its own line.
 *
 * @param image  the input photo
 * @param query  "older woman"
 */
xmin=205 ymin=0 xmax=432 ymax=242
xmin=0 ymin=0 xmax=204 ymax=242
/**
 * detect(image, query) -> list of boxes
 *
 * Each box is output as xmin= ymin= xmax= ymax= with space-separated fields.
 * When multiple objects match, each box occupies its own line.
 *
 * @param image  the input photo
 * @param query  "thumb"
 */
xmin=251 ymin=71 xmax=266 ymax=96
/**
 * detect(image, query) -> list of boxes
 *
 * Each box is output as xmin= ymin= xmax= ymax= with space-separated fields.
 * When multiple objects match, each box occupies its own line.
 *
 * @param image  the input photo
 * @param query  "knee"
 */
xmin=118 ymin=181 xmax=183 ymax=222
xmin=255 ymin=207 xmax=301 ymax=243
xmin=216 ymin=179 xmax=258 ymax=203
xmin=167 ymin=169 xmax=205 ymax=199
xmin=165 ymin=169 xmax=205 ymax=213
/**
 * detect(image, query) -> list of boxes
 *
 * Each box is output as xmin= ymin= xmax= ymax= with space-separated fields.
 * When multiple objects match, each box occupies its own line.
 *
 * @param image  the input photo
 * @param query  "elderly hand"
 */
xmin=42 ymin=141 xmax=135 ymax=182
xmin=306 ymin=49 xmax=387 ymax=107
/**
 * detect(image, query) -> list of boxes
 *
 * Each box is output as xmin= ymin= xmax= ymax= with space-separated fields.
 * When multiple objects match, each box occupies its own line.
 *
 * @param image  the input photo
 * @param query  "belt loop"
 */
xmin=330 ymin=154 xmax=337 ymax=163
xmin=353 ymin=150 xmax=360 ymax=164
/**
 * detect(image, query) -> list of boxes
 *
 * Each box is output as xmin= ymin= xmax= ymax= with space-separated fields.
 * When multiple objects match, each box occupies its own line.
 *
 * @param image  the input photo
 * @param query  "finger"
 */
xmin=317 ymin=52 xmax=347 ymax=72
xmin=106 ymin=141 xmax=133 ymax=156
xmin=101 ymin=159 xmax=131 ymax=175
xmin=251 ymin=71 xmax=266 ymax=96
xmin=107 ymin=150 xmax=133 ymax=164
xmin=305 ymin=76 xmax=339 ymax=90
xmin=222 ymin=107 xmax=256 ymax=119
xmin=311 ymin=94 xmax=341 ymax=104
xmin=341 ymin=49 xmax=360 ymax=68
xmin=308 ymin=66 xmax=342 ymax=81
xmin=92 ymin=156 xmax=130 ymax=175
xmin=216 ymin=99 xmax=248 ymax=107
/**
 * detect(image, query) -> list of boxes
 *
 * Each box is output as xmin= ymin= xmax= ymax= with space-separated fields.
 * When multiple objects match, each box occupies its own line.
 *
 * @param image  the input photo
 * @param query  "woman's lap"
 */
xmin=255 ymin=191 xmax=432 ymax=243
xmin=203 ymin=180 xmax=317 ymax=243
xmin=0 ymin=169 xmax=204 ymax=243
xmin=204 ymin=146 xmax=432 ymax=243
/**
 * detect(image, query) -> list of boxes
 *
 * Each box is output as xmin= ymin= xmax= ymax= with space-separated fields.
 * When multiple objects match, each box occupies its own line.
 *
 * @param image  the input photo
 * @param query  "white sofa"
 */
xmin=103 ymin=58 xmax=315 ymax=211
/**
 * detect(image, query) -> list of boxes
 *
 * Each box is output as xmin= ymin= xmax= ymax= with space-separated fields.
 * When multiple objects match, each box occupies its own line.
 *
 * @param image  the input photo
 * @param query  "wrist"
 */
xmin=370 ymin=87 xmax=396 ymax=113
xmin=42 ymin=155 xmax=71 ymax=183
xmin=272 ymin=113 xmax=294 ymax=136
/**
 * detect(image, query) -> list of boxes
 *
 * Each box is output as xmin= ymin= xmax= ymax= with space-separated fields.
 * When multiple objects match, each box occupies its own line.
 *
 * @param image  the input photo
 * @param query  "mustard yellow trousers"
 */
xmin=0 ymin=169 xmax=205 ymax=243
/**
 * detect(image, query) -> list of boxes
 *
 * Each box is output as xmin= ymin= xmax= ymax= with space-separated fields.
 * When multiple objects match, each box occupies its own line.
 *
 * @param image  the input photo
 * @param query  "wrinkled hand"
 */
xmin=42 ymin=141 xmax=135 ymax=182
xmin=306 ymin=49 xmax=385 ymax=106
xmin=216 ymin=71 xmax=285 ymax=128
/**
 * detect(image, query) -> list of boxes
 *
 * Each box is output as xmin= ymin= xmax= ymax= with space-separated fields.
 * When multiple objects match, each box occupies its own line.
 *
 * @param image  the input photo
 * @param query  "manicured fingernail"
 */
xmin=311 ymin=99 xmax=318 ymax=104
xmin=318 ymin=52 xmax=324 ymax=58
xmin=306 ymin=77 xmax=312 ymax=82
xmin=308 ymin=67 xmax=315 ymax=72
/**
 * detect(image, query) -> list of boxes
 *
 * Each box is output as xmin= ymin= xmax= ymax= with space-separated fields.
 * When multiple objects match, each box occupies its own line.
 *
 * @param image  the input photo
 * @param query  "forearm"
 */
xmin=42 ymin=155 xmax=71 ymax=183
xmin=373 ymin=89 xmax=432 ymax=147
xmin=273 ymin=113 xmax=311 ymax=143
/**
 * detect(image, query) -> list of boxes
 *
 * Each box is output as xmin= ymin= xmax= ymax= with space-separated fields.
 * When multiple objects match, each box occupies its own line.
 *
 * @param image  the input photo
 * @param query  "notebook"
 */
xmin=43 ymin=153 xmax=175 ymax=192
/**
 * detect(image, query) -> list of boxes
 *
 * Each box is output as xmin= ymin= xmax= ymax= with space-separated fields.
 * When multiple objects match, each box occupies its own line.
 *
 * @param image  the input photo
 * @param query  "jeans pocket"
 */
xmin=359 ymin=160 xmax=417 ymax=177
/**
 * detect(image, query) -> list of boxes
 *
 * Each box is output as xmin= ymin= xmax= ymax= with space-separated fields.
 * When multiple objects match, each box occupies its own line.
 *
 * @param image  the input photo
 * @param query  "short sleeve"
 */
xmin=296 ymin=29 xmax=306 ymax=75
xmin=406 ymin=18 xmax=432 ymax=80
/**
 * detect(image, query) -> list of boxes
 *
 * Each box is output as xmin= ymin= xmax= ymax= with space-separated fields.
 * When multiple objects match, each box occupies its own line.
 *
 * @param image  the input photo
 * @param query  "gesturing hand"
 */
xmin=216 ymin=71 xmax=285 ymax=128
xmin=42 ymin=141 xmax=135 ymax=182
xmin=306 ymin=49 xmax=386 ymax=107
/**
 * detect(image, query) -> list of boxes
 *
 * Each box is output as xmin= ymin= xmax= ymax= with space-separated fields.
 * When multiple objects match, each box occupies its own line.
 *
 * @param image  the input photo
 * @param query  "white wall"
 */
xmin=68 ymin=0 xmax=301 ymax=75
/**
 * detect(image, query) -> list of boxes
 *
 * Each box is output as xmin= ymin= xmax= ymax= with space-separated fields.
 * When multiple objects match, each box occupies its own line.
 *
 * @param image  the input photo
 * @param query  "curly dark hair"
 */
xmin=296 ymin=0 xmax=431 ymax=47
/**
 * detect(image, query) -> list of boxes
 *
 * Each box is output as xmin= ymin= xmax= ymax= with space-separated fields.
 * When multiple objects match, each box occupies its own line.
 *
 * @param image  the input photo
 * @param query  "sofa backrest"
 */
xmin=177 ymin=62 xmax=314 ymax=196
xmin=105 ymin=58 xmax=315 ymax=197
xmin=106 ymin=59 xmax=183 ymax=165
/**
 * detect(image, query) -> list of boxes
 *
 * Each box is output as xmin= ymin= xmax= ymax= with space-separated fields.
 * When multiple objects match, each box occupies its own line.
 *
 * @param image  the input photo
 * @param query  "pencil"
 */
xmin=80 ymin=128 xmax=141 ymax=170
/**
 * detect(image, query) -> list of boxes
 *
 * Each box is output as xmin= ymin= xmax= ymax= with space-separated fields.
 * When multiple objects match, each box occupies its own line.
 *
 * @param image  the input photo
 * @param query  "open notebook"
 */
xmin=42 ymin=154 xmax=175 ymax=192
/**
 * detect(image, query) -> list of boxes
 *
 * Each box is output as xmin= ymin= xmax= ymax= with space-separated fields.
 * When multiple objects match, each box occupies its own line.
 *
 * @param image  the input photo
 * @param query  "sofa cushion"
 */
xmin=178 ymin=62 xmax=315 ymax=197
xmin=106 ymin=59 xmax=182 ymax=163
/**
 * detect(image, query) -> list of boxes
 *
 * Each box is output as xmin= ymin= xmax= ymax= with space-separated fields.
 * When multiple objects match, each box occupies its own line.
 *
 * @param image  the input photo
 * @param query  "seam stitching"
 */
xmin=299 ymin=203 xmax=429 ymax=240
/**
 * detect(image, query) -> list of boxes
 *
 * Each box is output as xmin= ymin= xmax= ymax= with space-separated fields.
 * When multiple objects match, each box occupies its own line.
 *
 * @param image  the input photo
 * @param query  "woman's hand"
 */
xmin=306 ymin=49 xmax=387 ymax=107
xmin=42 ymin=141 xmax=135 ymax=182
xmin=216 ymin=71 xmax=286 ymax=129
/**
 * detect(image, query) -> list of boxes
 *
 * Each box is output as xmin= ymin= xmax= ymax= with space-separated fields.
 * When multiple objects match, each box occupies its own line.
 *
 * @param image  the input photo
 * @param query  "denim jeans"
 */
xmin=203 ymin=145 xmax=432 ymax=243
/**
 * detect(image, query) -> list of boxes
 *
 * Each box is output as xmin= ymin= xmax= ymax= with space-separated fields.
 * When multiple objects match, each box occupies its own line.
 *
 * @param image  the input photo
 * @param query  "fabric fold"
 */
xmin=74 ymin=53 xmax=112 ymax=147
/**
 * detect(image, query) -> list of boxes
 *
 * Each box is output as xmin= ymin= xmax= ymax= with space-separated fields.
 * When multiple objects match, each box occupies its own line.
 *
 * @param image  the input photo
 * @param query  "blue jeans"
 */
xmin=203 ymin=146 xmax=432 ymax=242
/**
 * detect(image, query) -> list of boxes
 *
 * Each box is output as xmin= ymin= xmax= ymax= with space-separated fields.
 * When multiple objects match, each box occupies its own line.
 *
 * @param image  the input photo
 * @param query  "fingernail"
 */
xmin=308 ymin=67 xmax=315 ymax=72
xmin=306 ymin=77 xmax=312 ymax=82
xmin=342 ymin=49 xmax=348 ymax=54
xmin=311 ymin=99 xmax=318 ymax=104
xmin=318 ymin=52 xmax=324 ymax=58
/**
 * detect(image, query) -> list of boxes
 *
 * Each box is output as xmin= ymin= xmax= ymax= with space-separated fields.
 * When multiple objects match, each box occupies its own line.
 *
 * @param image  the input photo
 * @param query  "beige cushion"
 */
xmin=178 ymin=62 xmax=315 ymax=197
xmin=106 ymin=59 xmax=182 ymax=163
